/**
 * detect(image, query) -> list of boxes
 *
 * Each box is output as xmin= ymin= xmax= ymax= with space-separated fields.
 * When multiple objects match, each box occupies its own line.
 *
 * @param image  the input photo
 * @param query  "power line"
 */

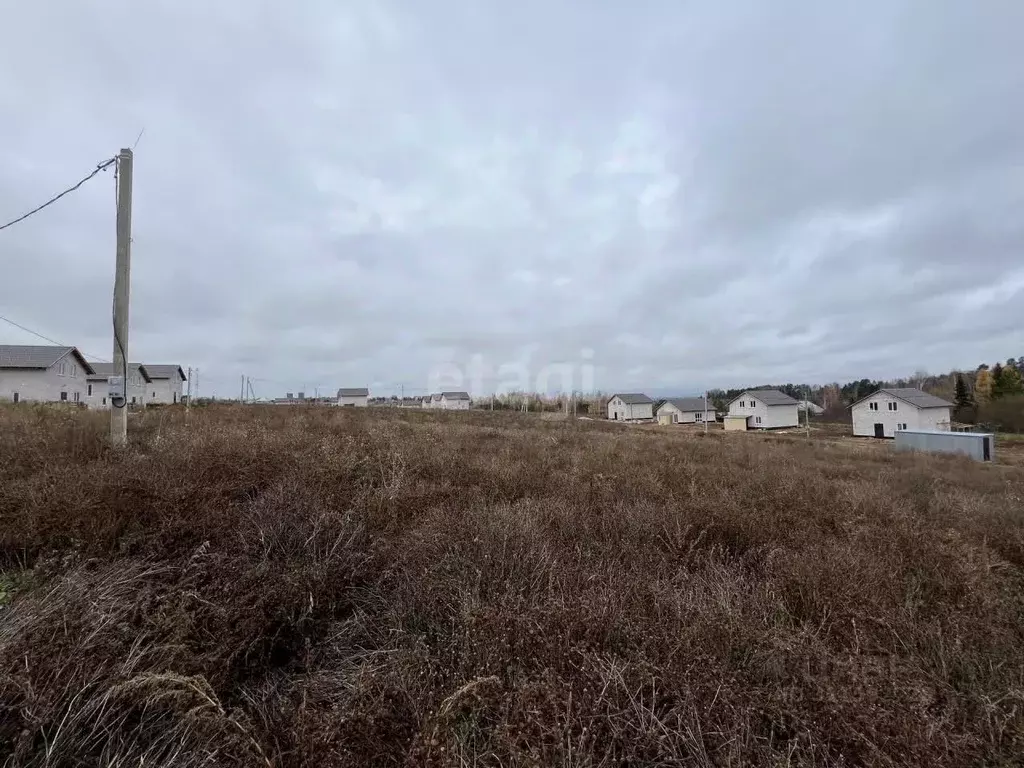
xmin=0 ymin=313 xmax=110 ymax=362
xmin=0 ymin=157 xmax=117 ymax=232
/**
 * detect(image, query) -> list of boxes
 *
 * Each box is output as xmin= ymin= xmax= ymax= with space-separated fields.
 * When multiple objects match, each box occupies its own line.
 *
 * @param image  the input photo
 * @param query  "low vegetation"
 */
xmin=1 ymin=405 xmax=1023 ymax=766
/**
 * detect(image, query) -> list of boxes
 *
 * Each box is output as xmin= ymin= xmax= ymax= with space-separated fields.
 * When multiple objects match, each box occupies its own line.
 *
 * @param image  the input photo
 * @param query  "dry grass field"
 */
xmin=1 ymin=405 xmax=1023 ymax=766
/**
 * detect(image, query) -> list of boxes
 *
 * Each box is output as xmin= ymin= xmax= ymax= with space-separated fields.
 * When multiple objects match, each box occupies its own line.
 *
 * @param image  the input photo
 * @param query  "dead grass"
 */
xmin=1 ymin=404 xmax=1023 ymax=766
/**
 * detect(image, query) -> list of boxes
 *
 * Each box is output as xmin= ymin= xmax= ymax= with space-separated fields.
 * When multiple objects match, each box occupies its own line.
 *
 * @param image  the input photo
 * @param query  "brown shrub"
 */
xmin=1 ymin=404 xmax=1023 ymax=766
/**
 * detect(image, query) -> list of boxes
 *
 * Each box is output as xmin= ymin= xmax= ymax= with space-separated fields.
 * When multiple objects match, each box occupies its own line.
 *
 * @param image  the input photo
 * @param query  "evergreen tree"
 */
xmin=991 ymin=363 xmax=1005 ymax=398
xmin=954 ymin=374 xmax=973 ymax=410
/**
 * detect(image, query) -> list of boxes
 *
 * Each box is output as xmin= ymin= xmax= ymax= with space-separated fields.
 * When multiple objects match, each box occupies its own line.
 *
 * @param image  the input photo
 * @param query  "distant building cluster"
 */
xmin=0 ymin=345 xmax=185 ymax=407
xmin=421 ymin=391 xmax=471 ymax=410
xmin=271 ymin=388 xmax=369 ymax=406
xmin=604 ymin=387 xmax=958 ymax=441
xmin=269 ymin=388 xmax=473 ymax=409
xmin=604 ymin=390 xmax=809 ymax=428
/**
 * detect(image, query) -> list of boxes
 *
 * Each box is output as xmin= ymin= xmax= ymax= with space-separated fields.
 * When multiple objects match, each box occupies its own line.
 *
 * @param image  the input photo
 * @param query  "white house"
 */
xmin=607 ymin=393 xmax=655 ymax=422
xmin=429 ymin=393 xmax=443 ymax=409
xmin=727 ymin=390 xmax=800 ymax=429
xmin=656 ymin=397 xmax=715 ymax=425
xmin=143 ymin=365 xmax=186 ymax=404
xmin=851 ymin=388 xmax=953 ymax=438
xmin=337 ymin=387 xmax=369 ymax=407
xmin=85 ymin=362 xmax=151 ymax=408
xmin=440 ymin=391 xmax=470 ymax=410
xmin=0 ymin=345 xmax=94 ymax=404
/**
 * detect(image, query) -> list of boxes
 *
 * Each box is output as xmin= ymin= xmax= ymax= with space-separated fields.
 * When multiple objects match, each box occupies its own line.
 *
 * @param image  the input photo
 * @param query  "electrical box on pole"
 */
xmin=108 ymin=375 xmax=126 ymax=406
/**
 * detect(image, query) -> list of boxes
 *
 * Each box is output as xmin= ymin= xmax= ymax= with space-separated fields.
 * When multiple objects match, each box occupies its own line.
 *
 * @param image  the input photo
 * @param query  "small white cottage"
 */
xmin=656 ymin=397 xmax=714 ymax=425
xmin=850 ymin=388 xmax=953 ymax=438
xmin=607 ymin=393 xmax=654 ymax=422
xmin=337 ymin=388 xmax=369 ymax=407
xmin=726 ymin=390 xmax=800 ymax=429
xmin=440 ymin=391 xmax=471 ymax=410
xmin=0 ymin=345 xmax=93 ymax=404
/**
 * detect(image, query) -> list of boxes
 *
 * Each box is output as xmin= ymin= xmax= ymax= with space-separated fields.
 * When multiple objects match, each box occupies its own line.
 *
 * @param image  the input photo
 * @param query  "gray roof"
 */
xmin=0 ymin=345 xmax=95 ymax=374
xmin=729 ymin=389 xmax=799 ymax=406
xmin=876 ymin=388 xmax=953 ymax=409
xmin=87 ymin=362 xmax=151 ymax=382
xmin=658 ymin=397 xmax=710 ymax=413
xmin=337 ymin=387 xmax=369 ymax=397
xmin=144 ymin=364 xmax=186 ymax=381
xmin=441 ymin=391 xmax=470 ymax=400
xmin=611 ymin=393 xmax=654 ymax=405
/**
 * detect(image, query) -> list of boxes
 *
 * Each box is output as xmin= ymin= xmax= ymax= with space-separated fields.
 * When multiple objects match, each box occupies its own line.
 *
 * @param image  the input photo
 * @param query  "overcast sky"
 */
xmin=1 ymin=1 xmax=1021 ymax=398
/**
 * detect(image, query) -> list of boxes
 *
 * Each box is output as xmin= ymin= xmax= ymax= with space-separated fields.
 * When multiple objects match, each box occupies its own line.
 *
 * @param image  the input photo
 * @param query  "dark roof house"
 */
xmin=610 ymin=393 xmax=654 ymax=405
xmin=0 ymin=345 xmax=95 ymax=374
xmin=851 ymin=388 xmax=953 ymax=409
xmin=144 ymin=365 xmax=186 ymax=381
xmin=728 ymin=389 xmax=798 ymax=406
xmin=338 ymin=388 xmax=369 ymax=398
xmin=659 ymin=397 xmax=710 ymax=412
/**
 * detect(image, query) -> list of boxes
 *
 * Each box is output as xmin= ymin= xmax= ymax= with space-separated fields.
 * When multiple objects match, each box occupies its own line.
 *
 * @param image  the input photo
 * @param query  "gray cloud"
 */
xmin=1 ymin=0 xmax=1022 ymax=399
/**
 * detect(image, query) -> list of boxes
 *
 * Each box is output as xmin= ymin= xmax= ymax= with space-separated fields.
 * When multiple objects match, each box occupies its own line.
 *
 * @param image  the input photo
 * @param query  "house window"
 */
xmin=750 ymin=400 xmax=756 ymax=407
xmin=60 ymin=391 xmax=68 ymax=401
xmin=153 ymin=391 xmax=156 ymax=398
xmin=74 ymin=392 xmax=80 ymax=402
xmin=88 ymin=384 xmax=93 ymax=396
xmin=902 ymin=423 xmax=907 ymax=430
xmin=173 ymin=393 xmax=178 ymax=403
xmin=102 ymin=397 xmax=107 ymax=405
xmin=672 ymin=413 xmax=678 ymax=424
xmin=13 ymin=393 xmax=19 ymax=403
xmin=888 ymin=402 xmax=898 ymax=411
xmin=131 ymin=396 xmax=136 ymax=405
xmin=739 ymin=401 xmax=745 ymax=408
xmin=755 ymin=416 xmax=762 ymax=424
xmin=869 ymin=402 xmax=878 ymax=411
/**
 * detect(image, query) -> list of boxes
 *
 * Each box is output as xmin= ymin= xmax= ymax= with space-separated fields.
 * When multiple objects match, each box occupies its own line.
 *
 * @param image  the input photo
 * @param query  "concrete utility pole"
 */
xmin=240 ymin=374 xmax=246 ymax=403
xmin=704 ymin=392 xmax=709 ymax=434
xmin=805 ymin=388 xmax=811 ymax=438
xmin=111 ymin=148 xmax=133 ymax=447
xmin=186 ymin=366 xmax=192 ymax=413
